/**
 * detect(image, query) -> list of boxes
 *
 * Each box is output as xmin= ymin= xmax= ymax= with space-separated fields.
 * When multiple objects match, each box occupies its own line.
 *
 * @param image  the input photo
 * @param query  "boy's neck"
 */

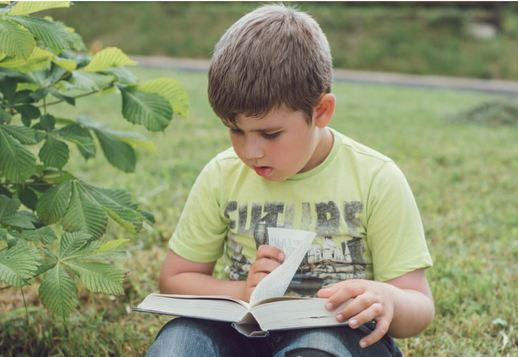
xmin=301 ymin=127 xmax=334 ymax=173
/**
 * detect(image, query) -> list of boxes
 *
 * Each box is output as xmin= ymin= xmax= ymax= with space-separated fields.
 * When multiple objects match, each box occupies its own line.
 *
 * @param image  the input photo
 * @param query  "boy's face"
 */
xmin=229 ymin=105 xmax=330 ymax=182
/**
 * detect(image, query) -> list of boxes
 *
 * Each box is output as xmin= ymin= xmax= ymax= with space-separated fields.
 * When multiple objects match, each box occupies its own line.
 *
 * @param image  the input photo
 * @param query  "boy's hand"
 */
xmin=245 ymin=245 xmax=285 ymax=301
xmin=317 ymin=279 xmax=396 ymax=349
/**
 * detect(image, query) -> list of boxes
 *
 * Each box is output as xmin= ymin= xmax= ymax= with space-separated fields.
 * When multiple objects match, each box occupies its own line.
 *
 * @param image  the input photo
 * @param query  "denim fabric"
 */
xmin=146 ymin=318 xmax=402 ymax=357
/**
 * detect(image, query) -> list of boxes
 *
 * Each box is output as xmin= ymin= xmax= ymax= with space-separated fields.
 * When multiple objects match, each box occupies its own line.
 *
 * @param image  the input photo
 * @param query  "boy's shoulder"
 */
xmin=330 ymin=128 xmax=393 ymax=166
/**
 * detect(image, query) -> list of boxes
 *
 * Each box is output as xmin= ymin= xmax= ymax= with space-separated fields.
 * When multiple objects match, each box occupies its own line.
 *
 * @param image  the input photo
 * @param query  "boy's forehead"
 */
xmin=234 ymin=106 xmax=306 ymax=129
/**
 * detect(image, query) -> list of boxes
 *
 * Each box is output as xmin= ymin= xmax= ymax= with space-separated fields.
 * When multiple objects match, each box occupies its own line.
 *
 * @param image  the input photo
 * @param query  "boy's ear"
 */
xmin=313 ymin=93 xmax=335 ymax=128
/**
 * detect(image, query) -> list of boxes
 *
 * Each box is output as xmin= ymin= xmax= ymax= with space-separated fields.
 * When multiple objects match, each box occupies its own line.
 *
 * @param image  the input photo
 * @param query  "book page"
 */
xmin=133 ymin=293 xmax=248 ymax=323
xmin=249 ymin=228 xmax=316 ymax=306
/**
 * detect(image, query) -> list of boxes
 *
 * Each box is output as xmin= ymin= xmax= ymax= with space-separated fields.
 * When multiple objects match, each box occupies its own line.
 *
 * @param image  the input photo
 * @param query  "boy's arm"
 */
xmin=159 ymin=250 xmax=246 ymax=299
xmin=384 ymin=269 xmax=434 ymax=337
xmin=159 ymin=246 xmax=285 ymax=302
xmin=317 ymin=269 xmax=434 ymax=348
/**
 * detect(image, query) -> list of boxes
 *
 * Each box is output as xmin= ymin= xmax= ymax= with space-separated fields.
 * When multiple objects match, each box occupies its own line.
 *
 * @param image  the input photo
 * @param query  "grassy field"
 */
xmin=44 ymin=2 xmax=518 ymax=80
xmin=1 ymin=67 xmax=517 ymax=356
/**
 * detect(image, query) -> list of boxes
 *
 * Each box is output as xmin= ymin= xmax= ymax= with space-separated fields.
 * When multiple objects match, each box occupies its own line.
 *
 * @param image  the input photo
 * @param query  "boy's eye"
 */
xmin=261 ymin=131 xmax=282 ymax=140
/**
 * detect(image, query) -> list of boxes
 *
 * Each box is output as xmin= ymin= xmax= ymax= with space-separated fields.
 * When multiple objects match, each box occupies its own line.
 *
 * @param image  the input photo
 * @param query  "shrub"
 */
xmin=0 ymin=1 xmax=188 ymax=321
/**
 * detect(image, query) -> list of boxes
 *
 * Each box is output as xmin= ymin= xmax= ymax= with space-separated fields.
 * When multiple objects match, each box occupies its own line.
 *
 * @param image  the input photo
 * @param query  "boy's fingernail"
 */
xmin=349 ymin=318 xmax=358 ymax=327
xmin=336 ymin=314 xmax=345 ymax=322
xmin=360 ymin=341 xmax=367 ymax=348
xmin=325 ymin=302 xmax=333 ymax=310
xmin=279 ymin=252 xmax=285 ymax=261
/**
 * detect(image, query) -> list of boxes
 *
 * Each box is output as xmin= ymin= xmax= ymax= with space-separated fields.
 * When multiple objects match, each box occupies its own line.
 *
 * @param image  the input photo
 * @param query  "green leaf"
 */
xmin=0 ymin=46 xmax=53 ymax=72
xmin=0 ymin=242 xmax=40 ymax=287
xmin=95 ymin=238 xmax=129 ymax=254
xmin=36 ymin=180 xmax=72 ymax=224
xmin=0 ymin=185 xmax=11 ymax=198
xmin=13 ymin=89 xmax=35 ymax=105
xmin=49 ymin=89 xmax=75 ymax=105
xmin=17 ymin=185 xmax=38 ymax=210
xmin=0 ymin=109 xmax=12 ymax=124
xmin=93 ymin=129 xmax=136 ymax=172
xmin=59 ymin=231 xmax=91 ymax=258
xmin=0 ymin=76 xmax=17 ymax=102
xmin=65 ymin=261 xmax=124 ymax=295
xmin=21 ymin=226 xmax=57 ymax=244
xmin=120 ymin=87 xmax=173 ymax=131
xmin=102 ymin=128 xmax=155 ymax=152
xmin=0 ymin=125 xmax=36 ymax=183
xmin=9 ymin=16 xmax=74 ymax=54
xmin=26 ymin=64 xmax=66 ymax=88
xmin=39 ymin=136 xmax=70 ymax=169
xmin=61 ymin=182 xmax=107 ymax=239
xmin=1 ymin=124 xmax=43 ymax=144
xmin=0 ymin=18 xmax=35 ymax=58
xmin=82 ymin=47 xmax=136 ymax=73
xmin=41 ymin=169 xmax=74 ymax=185
xmin=38 ymin=113 xmax=56 ymax=131
xmin=82 ymin=184 xmax=144 ymax=233
xmin=69 ymin=71 xmax=114 ymax=92
xmin=39 ymin=264 xmax=78 ymax=321
xmin=8 ymin=1 xmax=70 ymax=16
xmin=17 ymin=104 xmax=41 ymax=125
xmin=139 ymin=78 xmax=189 ymax=118
xmin=1 ymin=210 xmax=36 ymax=229
xmin=52 ymin=56 xmax=76 ymax=72
xmin=62 ymin=238 xmax=127 ymax=262
xmin=57 ymin=123 xmax=96 ymax=159
xmin=102 ymin=67 xmax=137 ymax=85
xmin=0 ymin=194 xmax=20 ymax=220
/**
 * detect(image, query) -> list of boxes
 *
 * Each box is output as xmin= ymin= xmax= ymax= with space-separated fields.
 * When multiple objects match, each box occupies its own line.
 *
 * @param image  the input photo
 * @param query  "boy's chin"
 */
xmin=261 ymin=172 xmax=292 ymax=182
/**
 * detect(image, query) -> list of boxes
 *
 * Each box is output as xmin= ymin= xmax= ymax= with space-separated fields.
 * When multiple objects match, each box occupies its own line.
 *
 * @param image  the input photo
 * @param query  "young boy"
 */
xmin=147 ymin=4 xmax=434 ymax=357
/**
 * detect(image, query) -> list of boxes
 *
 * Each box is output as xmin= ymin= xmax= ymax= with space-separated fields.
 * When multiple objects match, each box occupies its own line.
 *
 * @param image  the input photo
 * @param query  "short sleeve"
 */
xmin=169 ymin=158 xmax=228 ymax=263
xmin=365 ymin=161 xmax=432 ymax=281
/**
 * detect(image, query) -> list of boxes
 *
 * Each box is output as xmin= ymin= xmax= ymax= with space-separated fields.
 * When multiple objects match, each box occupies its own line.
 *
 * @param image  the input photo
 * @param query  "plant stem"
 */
xmin=36 ymin=90 xmax=107 ymax=108
xmin=21 ymin=286 xmax=29 ymax=325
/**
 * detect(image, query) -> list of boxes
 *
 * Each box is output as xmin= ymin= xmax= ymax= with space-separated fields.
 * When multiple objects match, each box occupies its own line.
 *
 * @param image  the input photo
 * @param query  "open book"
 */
xmin=134 ymin=228 xmax=347 ymax=336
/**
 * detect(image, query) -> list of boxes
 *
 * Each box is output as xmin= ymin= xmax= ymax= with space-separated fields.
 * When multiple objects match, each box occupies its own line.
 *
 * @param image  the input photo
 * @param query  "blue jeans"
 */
xmin=146 ymin=318 xmax=402 ymax=357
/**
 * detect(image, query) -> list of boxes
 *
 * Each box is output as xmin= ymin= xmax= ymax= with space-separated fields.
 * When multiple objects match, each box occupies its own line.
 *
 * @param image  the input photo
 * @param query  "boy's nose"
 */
xmin=242 ymin=140 xmax=264 ymax=160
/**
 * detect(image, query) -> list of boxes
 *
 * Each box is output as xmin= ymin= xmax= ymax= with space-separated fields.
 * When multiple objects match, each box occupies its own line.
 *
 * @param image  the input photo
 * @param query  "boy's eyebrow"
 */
xmin=251 ymin=127 xmax=284 ymax=133
xmin=230 ymin=126 xmax=284 ymax=133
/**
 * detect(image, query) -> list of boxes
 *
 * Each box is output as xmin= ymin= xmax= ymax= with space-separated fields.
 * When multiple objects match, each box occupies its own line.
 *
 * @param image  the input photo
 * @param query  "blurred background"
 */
xmin=47 ymin=1 xmax=518 ymax=80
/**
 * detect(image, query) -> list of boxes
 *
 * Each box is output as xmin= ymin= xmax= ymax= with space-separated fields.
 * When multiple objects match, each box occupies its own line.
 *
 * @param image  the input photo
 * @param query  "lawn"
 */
xmin=1 ymin=67 xmax=516 ymax=356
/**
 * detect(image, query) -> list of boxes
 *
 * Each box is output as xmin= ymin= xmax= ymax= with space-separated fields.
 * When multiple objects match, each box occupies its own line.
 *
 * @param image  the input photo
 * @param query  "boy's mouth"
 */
xmin=254 ymin=166 xmax=273 ymax=177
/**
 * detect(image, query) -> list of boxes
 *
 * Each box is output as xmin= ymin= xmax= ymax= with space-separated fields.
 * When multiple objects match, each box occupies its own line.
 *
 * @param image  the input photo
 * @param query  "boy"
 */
xmin=147 ymin=4 xmax=434 ymax=357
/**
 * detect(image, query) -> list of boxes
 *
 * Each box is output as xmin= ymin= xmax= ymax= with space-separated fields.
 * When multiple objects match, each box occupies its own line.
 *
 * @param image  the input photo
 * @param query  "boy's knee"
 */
xmin=285 ymin=348 xmax=336 ymax=357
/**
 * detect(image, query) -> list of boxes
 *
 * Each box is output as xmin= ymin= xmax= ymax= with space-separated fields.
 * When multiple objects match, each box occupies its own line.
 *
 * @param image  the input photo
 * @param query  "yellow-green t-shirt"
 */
xmin=170 ymin=128 xmax=432 ymax=296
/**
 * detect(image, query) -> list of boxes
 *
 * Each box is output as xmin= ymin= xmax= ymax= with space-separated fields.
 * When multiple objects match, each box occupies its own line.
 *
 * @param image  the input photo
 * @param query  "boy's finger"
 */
xmin=256 ymin=245 xmax=285 ymax=262
xmin=325 ymin=284 xmax=364 ymax=310
xmin=335 ymin=297 xmax=373 ymax=320
xmin=347 ymin=302 xmax=384 ymax=330
xmin=249 ymin=272 xmax=268 ymax=286
xmin=252 ymin=257 xmax=282 ymax=274
xmin=359 ymin=319 xmax=390 ymax=348
xmin=317 ymin=283 xmax=343 ymax=297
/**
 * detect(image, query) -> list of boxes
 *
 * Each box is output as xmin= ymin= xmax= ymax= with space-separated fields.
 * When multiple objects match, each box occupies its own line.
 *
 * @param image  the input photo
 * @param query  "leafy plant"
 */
xmin=0 ymin=1 xmax=188 ymax=321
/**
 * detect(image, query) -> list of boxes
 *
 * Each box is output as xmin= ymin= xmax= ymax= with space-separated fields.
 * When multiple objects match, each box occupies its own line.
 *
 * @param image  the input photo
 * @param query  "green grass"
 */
xmin=1 ymin=68 xmax=517 ymax=356
xmin=43 ymin=2 xmax=518 ymax=80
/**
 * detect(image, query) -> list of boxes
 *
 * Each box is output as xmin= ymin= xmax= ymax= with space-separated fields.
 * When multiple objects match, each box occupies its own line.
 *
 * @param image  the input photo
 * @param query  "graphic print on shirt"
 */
xmin=223 ymin=200 xmax=368 ymax=297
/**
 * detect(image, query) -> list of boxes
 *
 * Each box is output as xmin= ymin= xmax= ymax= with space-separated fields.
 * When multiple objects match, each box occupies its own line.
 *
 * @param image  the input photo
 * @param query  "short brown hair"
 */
xmin=208 ymin=4 xmax=333 ymax=126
